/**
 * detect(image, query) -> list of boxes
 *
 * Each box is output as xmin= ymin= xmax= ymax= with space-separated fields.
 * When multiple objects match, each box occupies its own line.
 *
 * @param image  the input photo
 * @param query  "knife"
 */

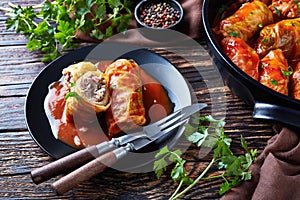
xmin=31 ymin=103 xmax=207 ymax=194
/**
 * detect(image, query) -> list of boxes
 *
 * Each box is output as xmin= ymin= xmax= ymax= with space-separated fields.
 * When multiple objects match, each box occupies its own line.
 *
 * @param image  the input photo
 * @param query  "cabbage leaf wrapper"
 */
xmin=105 ymin=59 xmax=146 ymax=136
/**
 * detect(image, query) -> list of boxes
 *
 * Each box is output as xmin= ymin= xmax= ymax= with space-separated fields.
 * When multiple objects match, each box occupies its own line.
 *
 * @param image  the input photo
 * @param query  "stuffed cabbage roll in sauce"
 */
xmin=45 ymin=59 xmax=174 ymax=148
xmin=290 ymin=62 xmax=300 ymax=100
xmin=104 ymin=59 xmax=174 ymax=136
xmin=256 ymin=18 xmax=300 ymax=59
xmin=269 ymin=0 xmax=300 ymax=19
xmin=65 ymin=70 xmax=111 ymax=123
xmin=219 ymin=0 xmax=273 ymax=42
xmin=45 ymin=62 xmax=111 ymax=148
xmin=105 ymin=59 xmax=146 ymax=136
xmin=259 ymin=49 xmax=289 ymax=95
xmin=221 ymin=36 xmax=259 ymax=80
xmin=62 ymin=62 xmax=98 ymax=90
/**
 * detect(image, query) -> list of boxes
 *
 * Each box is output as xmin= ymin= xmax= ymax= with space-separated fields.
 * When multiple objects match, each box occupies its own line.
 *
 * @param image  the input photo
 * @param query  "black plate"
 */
xmin=25 ymin=44 xmax=192 ymax=172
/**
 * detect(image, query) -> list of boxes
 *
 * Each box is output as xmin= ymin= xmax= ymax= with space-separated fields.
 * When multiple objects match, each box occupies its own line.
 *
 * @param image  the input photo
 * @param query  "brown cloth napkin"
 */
xmin=221 ymin=126 xmax=300 ymax=200
xmin=179 ymin=0 xmax=203 ymax=40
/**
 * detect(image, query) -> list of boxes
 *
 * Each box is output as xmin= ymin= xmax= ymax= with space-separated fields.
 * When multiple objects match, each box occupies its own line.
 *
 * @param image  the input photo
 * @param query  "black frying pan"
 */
xmin=202 ymin=0 xmax=300 ymax=129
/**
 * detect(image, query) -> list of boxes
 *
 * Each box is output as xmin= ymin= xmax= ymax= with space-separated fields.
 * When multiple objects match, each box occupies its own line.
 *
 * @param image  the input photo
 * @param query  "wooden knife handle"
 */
xmin=31 ymin=145 xmax=99 ymax=184
xmin=51 ymin=150 xmax=118 ymax=195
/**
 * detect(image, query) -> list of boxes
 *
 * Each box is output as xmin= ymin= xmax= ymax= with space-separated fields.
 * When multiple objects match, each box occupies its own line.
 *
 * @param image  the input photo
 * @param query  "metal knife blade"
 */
xmin=117 ymin=103 xmax=207 ymax=146
xmin=128 ymin=103 xmax=207 ymax=151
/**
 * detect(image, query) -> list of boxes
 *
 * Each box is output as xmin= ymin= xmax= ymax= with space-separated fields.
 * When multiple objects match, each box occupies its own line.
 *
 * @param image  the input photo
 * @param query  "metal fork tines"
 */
xmin=116 ymin=103 xmax=205 ymax=146
xmin=115 ymin=116 xmax=185 ymax=147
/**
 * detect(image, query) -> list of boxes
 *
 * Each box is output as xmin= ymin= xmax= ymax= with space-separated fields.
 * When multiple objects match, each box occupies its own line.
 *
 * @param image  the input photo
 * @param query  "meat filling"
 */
xmin=76 ymin=71 xmax=109 ymax=105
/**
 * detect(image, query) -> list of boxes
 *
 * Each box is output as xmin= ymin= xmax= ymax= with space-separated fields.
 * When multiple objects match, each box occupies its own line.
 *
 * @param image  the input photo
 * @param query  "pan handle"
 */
xmin=253 ymin=102 xmax=300 ymax=129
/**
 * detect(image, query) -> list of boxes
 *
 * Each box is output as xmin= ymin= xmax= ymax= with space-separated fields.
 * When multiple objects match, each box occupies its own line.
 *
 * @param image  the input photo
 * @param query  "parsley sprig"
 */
xmin=0 ymin=0 xmax=132 ymax=62
xmin=154 ymin=115 xmax=257 ymax=199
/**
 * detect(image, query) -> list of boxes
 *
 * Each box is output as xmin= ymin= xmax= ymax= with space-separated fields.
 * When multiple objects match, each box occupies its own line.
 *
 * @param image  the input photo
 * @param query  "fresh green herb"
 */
xmin=258 ymin=23 xmax=263 ymax=28
xmin=65 ymin=91 xmax=80 ymax=100
xmin=261 ymin=38 xmax=268 ymax=44
xmin=70 ymin=82 xmax=76 ymax=87
xmin=0 ymin=0 xmax=132 ymax=62
xmin=250 ymin=11 xmax=254 ymax=15
xmin=261 ymin=64 xmax=265 ymax=69
xmin=295 ymin=0 xmax=300 ymax=10
xmin=273 ymin=6 xmax=280 ymax=17
xmin=229 ymin=32 xmax=239 ymax=37
xmin=154 ymin=146 xmax=193 ymax=186
xmin=136 ymin=89 xmax=142 ymax=94
xmin=281 ymin=66 xmax=293 ymax=77
xmin=270 ymin=79 xmax=279 ymax=85
xmin=154 ymin=115 xmax=257 ymax=199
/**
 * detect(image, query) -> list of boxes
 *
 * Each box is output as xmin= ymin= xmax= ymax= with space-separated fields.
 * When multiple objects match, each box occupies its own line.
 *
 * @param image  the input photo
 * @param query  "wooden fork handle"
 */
xmin=51 ymin=150 xmax=120 ymax=195
xmin=31 ymin=145 xmax=99 ymax=184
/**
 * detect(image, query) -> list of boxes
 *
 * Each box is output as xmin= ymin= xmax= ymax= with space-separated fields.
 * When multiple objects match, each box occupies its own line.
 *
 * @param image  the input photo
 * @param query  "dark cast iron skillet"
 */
xmin=202 ymin=0 xmax=300 ymax=129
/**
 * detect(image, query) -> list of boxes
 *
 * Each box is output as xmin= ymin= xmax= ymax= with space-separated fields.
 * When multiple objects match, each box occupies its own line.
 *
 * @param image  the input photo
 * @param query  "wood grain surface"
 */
xmin=0 ymin=0 xmax=275 ymax=199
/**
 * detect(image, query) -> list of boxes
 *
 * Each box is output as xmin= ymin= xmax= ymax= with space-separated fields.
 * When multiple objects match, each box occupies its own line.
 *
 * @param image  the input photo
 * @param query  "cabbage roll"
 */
xmin=269 ymin=0 xmax=300 ymax=19
xmin=259 ymin=49 xmax=289 ymax=95
xmin=105 ymin=59 xmax=146 ymax=136
xmin=62 ymin=62 xmax=97 ymax=90
xmin=221 ymin=36 xmax=259 ymax=80
xmin=290 ymin=62 xmax=300 ymax=100
xmin=65 ymin=70 xmax=111 ymax=122
xmin=219 ymin=0 xmax=273 ymax=42
xmin=255 ymin=18 xmax=300 ymax=59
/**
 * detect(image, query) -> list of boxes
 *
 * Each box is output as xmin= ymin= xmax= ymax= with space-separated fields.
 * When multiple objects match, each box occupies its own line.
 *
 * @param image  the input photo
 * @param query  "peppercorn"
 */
xmin=139 ymin=2 xmax=181 ymax=28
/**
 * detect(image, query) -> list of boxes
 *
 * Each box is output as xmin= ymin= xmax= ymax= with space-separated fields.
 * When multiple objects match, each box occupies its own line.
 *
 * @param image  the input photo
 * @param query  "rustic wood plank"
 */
xmin=0 ymin=69 xmax=274 ymax=200
xmin=0 ymin=97 xmax=27 ymax=131
xmin=0 ymin=45 xmax=43 ymax=63
xmin=0 ymin=131 xmax=49 ymax=175
xmin=0 ymin=0 xmax=276 ymax=198
xmin=0 ymin=74 xmax=273 ymax=199
xmin=0 ymin=0 xmax=43 ymax=8
xmin=0 ymin=82 xmax=30 ymax=97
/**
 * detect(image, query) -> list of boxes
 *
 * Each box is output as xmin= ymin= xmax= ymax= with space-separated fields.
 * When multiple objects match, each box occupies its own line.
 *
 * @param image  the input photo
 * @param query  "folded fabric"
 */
xmin=221 ymin=125 xmax=300 ymax=200
xmin=180 ymin=0 xmax=203 ymax=40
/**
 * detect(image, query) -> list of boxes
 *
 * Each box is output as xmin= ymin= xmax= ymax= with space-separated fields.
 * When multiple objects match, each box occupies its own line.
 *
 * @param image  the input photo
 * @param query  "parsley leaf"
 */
xmin=281 ymin=66 xmax=293 ymax=77
xmin=154 ymin=115 xmax=258 ymax=199
xmin=262 ymin=38 xmax=268 ymax=44
xmin=229 ymin=32 xmax=239 ymax=37
xmin=153 ymin=158 xmax=168 ymax=179
xmin=65 ymin=91 xmax=81 ymax=100
xmin=273 ymin=6 xmax=280 ymax=17
xmin=270 ymin=79 xmax=279 ymax=85
xmin=1 ymin=0 xmax=133 ymax=62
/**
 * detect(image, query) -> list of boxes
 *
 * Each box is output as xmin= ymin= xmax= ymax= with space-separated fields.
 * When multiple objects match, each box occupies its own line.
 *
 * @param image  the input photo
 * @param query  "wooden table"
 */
xmin=0 ymin=0 xmax=275 ymax=199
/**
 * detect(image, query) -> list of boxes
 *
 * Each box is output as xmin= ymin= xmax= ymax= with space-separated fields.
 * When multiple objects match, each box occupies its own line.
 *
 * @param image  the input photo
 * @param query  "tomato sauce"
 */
xmin=140 ymin=69 xmax=174 ymax=123
xmin=44 ymin=63 xmax=174 ymax=148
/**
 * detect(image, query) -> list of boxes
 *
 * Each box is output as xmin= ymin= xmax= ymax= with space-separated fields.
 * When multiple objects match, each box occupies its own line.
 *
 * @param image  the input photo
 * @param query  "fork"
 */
xmin=31 ymin=103 xmax=207 ymax=192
